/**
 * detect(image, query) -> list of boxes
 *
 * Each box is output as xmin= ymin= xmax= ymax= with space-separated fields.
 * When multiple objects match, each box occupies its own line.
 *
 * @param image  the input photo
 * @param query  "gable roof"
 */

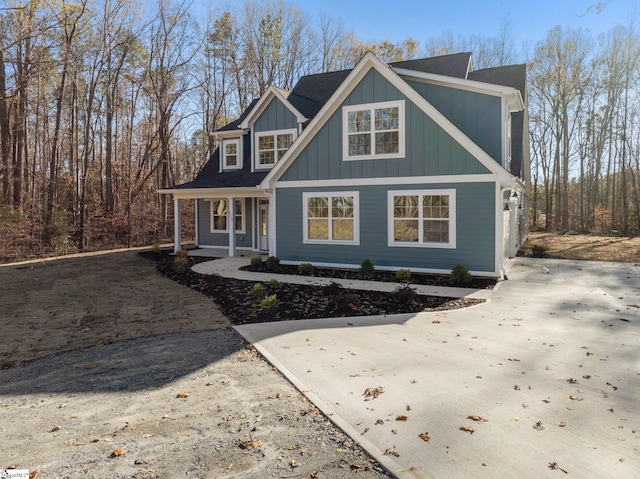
xmin=239 ymin=85 xmax=307 ymax=129
xmin=467 ymin=64 xmax=526 ymax=97
xmin=261 ymin=52 xmax=515 ymax=189
xmin=390 ymin=52 xmax=472 ymax=78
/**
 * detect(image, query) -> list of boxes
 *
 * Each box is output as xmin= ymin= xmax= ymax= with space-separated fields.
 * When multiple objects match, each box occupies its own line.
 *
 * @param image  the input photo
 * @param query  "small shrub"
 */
xmin=151 ymin=243 xmax=161 ymax=255
xmin=358 ymin=259 xmax=375 ymax=279
xmin=298 ymin=262 xmax=314 ymax=275
xmin=173 ymin=256 xmax=189 ymax=274
xmin=249 ymin=283 xmax=267 ymax=300
xmin=322 ymin=281 xmax=343 ymax=296
xmin=530 ymin=244 xmax=548 ymax=258
xmin=395 ymin=269 xmax=412 ymax=283
xmin=392 ymin=284 xmax=417 ymax=304
xmin=265 ymin=279 xmax=283 ymax=290
xmin=329 ymin=292 xmax=359 ymax=315
xmin=175 ymin=249 xmax=189 ymax=259
xmin=250 ymin=256 xmax=263 ymax=266
xmin=451 ymin=264 xmax=472 ymax=285
xmin=265 ymin=256 xmax=280 ymax=271
xmin=260 ymin=294 xmax=280 ymax=313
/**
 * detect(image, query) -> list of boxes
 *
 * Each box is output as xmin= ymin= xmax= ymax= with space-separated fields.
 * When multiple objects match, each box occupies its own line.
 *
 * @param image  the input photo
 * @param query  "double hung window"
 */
xmin=255 ymin=129 xmax=296 ymax=169
xmin=303 ymin=192 xmax=359 ymax=244
xmin=388 ymin=190 xmax=455 ymax=248
xmin=343 ymin=100 xmax=404 ymax=160
xmin=222 ymin=139 xmax=241 ymax=170
xmin=210 ymin=199 xmax=245 ymax=233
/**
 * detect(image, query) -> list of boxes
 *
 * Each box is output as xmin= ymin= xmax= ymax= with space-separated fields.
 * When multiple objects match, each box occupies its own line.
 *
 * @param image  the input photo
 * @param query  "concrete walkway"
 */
xmin=196 ymin=256 xmax=640 ymax=479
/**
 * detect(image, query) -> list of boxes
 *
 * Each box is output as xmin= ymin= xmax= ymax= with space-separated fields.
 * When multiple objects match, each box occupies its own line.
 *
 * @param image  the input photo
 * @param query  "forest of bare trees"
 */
xmin=0 ymin=0 xmax=638 ymax=261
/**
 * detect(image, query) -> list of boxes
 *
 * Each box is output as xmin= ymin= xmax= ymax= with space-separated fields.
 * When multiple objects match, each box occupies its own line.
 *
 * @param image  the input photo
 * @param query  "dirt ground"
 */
xmin=522 ymin=231 xmax=640 ymax=263
xmin=0 ymin=251 xmax=388 ymax=478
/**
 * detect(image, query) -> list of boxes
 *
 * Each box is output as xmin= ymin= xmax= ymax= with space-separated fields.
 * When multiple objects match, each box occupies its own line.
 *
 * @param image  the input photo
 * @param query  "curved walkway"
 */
xmin=197 ymin=256 xmax=640 ymax=479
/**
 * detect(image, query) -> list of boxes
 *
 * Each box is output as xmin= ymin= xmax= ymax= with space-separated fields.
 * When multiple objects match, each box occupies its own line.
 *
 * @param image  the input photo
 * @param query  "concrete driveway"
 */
xmin=235 ymin=258 xmax=640 ymax=479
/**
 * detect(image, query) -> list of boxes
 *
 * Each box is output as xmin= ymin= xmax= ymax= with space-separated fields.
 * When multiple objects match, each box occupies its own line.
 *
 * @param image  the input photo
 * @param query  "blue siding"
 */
xmin=275 ymin=182 xmax=496 ymax=274
xmin=278 ymin=69 xmax=489 ymax=182
xmin=197 ymin=198 xmax=253 ymax=248
xmin=406 ymin=80 xmax=502 ymax=164
xmin=254 ymin=97 xmax=298 ymax=132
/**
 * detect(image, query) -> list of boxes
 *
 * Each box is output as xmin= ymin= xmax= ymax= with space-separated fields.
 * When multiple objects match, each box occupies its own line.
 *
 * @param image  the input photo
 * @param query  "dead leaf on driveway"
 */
xmin=418 ymin=432 xmax=431 ymax=442
xmin=467 ymin=415 xmax=487 ymax=422
xmin=363 ymin=386 xmax=384 ymax=401
xmin=549 ymin=461 xmax=569 ymax=474
xmin=176 ymin=391 xmax=189 ymax=398
xmin=111 ymin=448 xmax=126 ymax=458
xmin=395 ymin=415 xmax=408 ymax=421
xmin=83 ymin=363 xmax=97 ymax=370
xmin=459 ymin=426 xmax=475 ymax=434
xmin=569 ymin=395 xmax=583 ymax=401
xmin=240 ymin=439 xmax=263 ymax=450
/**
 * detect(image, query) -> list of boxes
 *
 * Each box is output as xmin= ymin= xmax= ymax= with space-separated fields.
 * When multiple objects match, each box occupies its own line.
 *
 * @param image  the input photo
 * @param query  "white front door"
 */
xmin=258 ymin=203 xmax=268 ymax=251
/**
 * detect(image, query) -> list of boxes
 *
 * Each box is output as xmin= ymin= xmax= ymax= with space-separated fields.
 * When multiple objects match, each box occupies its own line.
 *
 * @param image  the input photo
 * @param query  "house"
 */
xmin=160 ymin=52 xmax=529 ymax=278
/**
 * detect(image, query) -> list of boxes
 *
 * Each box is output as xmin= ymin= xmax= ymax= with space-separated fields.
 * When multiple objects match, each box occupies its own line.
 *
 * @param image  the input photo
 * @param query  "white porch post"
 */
xmin=228 ymin=197 xmax=236 ymax=257
xmin=173 ymin=197 xmax=182 ymax=253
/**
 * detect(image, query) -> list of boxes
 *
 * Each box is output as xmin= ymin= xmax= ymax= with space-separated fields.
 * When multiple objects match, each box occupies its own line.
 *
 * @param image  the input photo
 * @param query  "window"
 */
xmin=388 ymin=190 xmax=455 ymax=248
xmin=343 ymin=100 xmax=405 ymax=160
xmin=303 ymin=192 xmax=359 ymax=244
xmin=222 ymin=139 xmax=241 ymax=170
xmin=209 ymin=199 xmax=245 ymax=233
xmin=255 ymin=129 xmax=296 ymax=169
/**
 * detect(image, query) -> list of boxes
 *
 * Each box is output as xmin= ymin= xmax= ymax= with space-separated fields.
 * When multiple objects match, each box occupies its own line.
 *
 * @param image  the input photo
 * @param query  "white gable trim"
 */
xmin=239 ymin=85 xmax=307 ymax=129
xmin=394 ymin=67 xmax=524 ymax=112
xmin=261 ymin=52 xmax=514 ymax=188
xmin=275 ymin=174 xmax=497 ymax=189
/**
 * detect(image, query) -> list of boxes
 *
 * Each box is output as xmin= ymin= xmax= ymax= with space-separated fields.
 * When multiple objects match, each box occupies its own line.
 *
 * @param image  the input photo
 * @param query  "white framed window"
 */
xmin=388 ymin=189 xmax=455 ymax=248
xmin=209 ymin=199 xmax=245 ymax=233
xmin=255 ymin=129 xmax=296 ymax=169
xmin=303 ymin=192 xmax=359 ymax=245
xmin=222 ymin=138 xmax=241 ymax=170
xmin=343 ymin=100 xmax=405 ymax=160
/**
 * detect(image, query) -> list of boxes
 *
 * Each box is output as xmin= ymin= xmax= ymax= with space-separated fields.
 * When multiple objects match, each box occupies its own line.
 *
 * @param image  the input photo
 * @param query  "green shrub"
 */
xmin=260 ymin=294 xmax=280 ymax=313
xmin=451 ymin=264 xmax=472 ymax=285
xmin=250 ymin=256 xmax=263 ymax=266
xmin=358 ymin=259 xmax=375 ymax=279
xmin=298 ymin=262 xmax=314 ymax=275
xmin=265 ymin=279 xmax=283 ymax=290
xmin=249 ymin=283 xmax=267 ymax=300
xmin=175 ymin=249 xmax=189 ymax=259
xmin=173 ymin=256 xmax=189 ymax=274
xmin=265 ymin=256 xmax=280 ymax=271
xmin=395 ymin=269 xmax=412 ymax=283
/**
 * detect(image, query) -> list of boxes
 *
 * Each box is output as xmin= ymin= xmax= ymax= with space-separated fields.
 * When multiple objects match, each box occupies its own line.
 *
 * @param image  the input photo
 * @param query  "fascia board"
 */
xmin=239 ymin=85 xmax=307 ymax=129
xmin=158 ymin=187 xmax=269 ymax=200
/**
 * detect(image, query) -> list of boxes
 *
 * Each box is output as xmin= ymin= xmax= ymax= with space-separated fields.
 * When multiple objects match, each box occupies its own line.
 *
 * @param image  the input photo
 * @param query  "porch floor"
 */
xmin=186 ymin=248 xmax=266 ymax=259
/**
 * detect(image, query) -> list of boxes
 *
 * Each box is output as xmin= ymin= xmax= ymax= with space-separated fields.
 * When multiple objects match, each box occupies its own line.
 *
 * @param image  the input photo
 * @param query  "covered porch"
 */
xmin=158 ymin=187 xmax=274 ymax=258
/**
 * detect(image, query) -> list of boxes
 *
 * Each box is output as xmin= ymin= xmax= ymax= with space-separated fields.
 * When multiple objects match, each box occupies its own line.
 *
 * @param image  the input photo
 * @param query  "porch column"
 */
xmin=228 ymin=197 xmax=236 ymax=257
xmin=174 ymin=197 xmax=182 ymax=253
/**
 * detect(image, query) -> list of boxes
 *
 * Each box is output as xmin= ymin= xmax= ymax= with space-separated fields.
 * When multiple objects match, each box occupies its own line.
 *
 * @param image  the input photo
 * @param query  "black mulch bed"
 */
xmin=140 ymin=251 xmax=489 ymax=325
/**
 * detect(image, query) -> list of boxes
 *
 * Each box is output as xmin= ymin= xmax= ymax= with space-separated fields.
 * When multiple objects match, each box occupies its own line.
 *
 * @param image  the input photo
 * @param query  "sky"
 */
xmin=286 ymin=0 xmax=638 ymax=52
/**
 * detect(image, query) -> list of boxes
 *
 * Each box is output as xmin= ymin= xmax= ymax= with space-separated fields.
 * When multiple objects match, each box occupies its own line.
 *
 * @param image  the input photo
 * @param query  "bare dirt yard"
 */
xmin=0 ymin=232 xmax=637 ymax=478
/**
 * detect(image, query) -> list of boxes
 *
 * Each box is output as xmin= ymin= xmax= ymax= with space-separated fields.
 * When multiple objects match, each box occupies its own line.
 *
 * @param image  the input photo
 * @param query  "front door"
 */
xmin=258 ymin=203 xmax=268 ymax=251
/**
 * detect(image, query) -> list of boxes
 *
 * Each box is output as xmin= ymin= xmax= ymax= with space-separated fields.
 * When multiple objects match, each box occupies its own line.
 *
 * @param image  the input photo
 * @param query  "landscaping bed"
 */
xmin=141 ymin=251 xmax=488 ymax=325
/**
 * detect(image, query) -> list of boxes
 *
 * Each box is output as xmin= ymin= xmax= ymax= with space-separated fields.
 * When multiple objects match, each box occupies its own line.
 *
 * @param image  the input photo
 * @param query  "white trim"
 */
xmin=302 ymin=191 xmax=360 ymax=245
xmin=261 ymin=52 xmax=515 ymax=189
xmin=387 ymin=189 xmax=456 ymax=249
xmin=239 ymin=85 xmax=307 ymax=129
xmin=194 ymin=199 xmax=200 ymax=247
xmin=222 ymin=138 xmax=242 ymax=170
xmin=158 ymin=188 xmax=270 ymax=200
xmin=275 ymin=174 xmax=496 ymax=189
xmin=254 ymin=128 xmax=297 ymax=170
xmin=279 ymin=260 xmax=498 ymax=278
xmin=206 ymin=198 xmax=245 ymax=234
xmin=342 ymin=100 xmax=405 ymax=160
xmin=197 ymin=245 xmax=253 ymax=251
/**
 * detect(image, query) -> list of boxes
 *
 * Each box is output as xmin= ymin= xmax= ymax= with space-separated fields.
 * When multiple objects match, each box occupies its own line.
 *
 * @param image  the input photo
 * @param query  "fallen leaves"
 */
xmin=111 ymin=448 xmax=126 ymax=458
xmin=418 ymin=432 xmax=431 ymax=442
xmin=83 ymin=363 xmax=97 ymax=370
xmin=176 ymin=391 xmax=189 ymax=398
xmin=459 ymin=425 xmax=475 ymax=434
xmin=363 ymin=386 xmax=384 ymax=401
xmin=395 ymin=415 xmax=408 ymax=421
xmin=549 ymin=461 xmax=569 ymax=474
xmin=239 ymin=439 xmax=262 ymax=451
xmin=569 ymin=395 xmax=583 ymax=401
xmin=467 ymin=415 xmax=487 ymax=423
xmin=533 ymin=421 xmax=544 ymax=431
xmin=384 ymin=447 xmax=400 ymax=457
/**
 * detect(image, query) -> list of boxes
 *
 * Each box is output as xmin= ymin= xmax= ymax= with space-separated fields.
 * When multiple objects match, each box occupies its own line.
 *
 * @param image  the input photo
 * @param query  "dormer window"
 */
xmin=222 ymin=139 xmax=241 ymax=170
xmin=255 ymin=129 xmax=296 ymax=170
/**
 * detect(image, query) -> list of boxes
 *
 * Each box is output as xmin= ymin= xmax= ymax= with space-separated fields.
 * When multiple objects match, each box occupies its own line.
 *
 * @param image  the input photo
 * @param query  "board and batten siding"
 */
xmin=253 ymin=97 xmax=298 ymax=133
xmin=279 ymin=69 xmax=490 ymax=183
xmin=196 ymin=198 xmax=253 ymax=248
xmin=275 ymin=182 xmax=496 ymax=274
xmin=406 ymin=79 xmax=502 ymax=165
